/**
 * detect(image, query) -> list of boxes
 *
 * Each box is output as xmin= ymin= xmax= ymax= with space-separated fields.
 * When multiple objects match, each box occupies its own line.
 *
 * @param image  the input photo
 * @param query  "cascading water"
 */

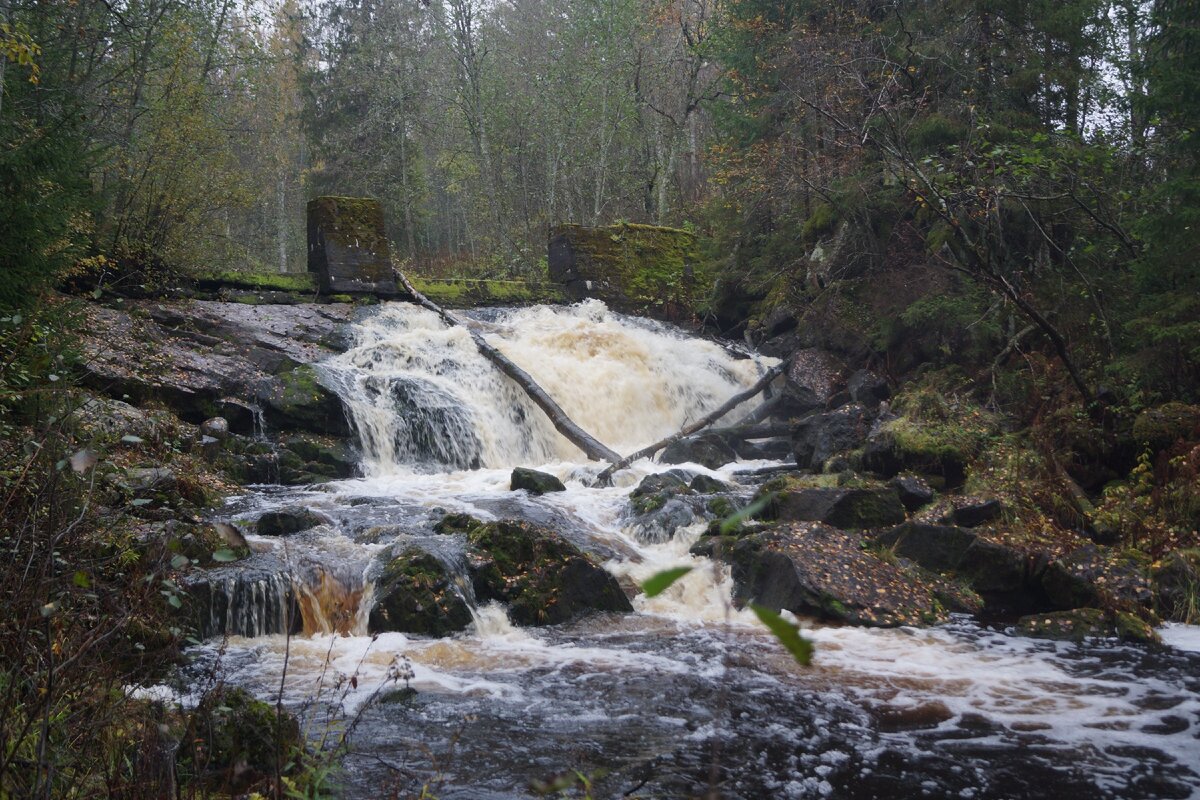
xmin=316 ymin=299 xmax=769 ymax=472
xmin=179 ymin=300 xmax=1200 ymax=800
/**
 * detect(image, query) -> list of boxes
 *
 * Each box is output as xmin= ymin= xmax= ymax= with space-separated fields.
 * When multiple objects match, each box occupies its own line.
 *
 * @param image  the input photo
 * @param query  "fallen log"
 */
xmin=595 ymin=362 xmax=786 ymax=484
xmin=393 ymin=268 xmax=622 ymax=463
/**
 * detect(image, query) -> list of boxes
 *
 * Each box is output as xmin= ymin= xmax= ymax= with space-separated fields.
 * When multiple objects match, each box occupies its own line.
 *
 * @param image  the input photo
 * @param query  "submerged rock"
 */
xmin=511 ymin=467 xmax=566 ymax=495
xmin=369 ymin=547 xmax=473 ymax=637
xmin=660 ymin=433 xmax=737 ymax=469
xmin=467 ymin=520 xmax=632 ymax=626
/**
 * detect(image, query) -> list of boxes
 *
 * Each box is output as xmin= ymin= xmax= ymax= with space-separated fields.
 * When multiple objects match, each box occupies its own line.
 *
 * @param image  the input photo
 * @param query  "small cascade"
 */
xmin=294 ymin=565 xmax=370 ymax=636
xmin=190 ymin=571 xmax=301 ymax=639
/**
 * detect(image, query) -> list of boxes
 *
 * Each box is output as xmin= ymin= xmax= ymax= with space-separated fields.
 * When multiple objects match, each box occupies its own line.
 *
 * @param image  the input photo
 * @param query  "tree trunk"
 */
xmin=596 ymin=363 xmax=785 ymax=484
xmin=393 ymin=268 xmax=621 ymax=462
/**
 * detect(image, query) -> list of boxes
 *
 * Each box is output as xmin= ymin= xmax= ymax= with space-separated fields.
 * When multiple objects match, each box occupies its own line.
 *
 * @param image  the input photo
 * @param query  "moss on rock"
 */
xmin=368 ymin=547 xmax=473 ymax=636
xmin=467 ymin=520 xmax=632 ymax=626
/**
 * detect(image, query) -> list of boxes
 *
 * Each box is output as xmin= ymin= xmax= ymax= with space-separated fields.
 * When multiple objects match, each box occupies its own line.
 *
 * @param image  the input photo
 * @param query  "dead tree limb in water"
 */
xmin=393 ymin=268 xmax=622 ymax=463
xmin=596 ymin=362 xmax=786 ymax=484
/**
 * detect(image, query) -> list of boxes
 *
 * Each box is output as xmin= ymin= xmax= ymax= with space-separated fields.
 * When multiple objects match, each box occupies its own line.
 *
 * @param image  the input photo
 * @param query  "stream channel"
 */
xmin=179 ymin=300 xmax=1200 ymax=799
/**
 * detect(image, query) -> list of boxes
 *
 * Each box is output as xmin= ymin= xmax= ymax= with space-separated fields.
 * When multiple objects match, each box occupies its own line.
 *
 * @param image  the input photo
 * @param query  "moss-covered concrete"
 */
xmin=307 ymin=196 xmax=397 ymax=295
xmin=548 ymin=222 xmax=708 ymax=317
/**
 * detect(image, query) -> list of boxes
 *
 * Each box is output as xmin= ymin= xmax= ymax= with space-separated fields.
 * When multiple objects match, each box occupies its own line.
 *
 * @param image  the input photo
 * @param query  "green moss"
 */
xmin=368 ymin=548 xmax=472 ymax=636
xmin=801 ymin=203 xmax=838 ymax=241
xmin=1016 ymin=608 xmax=1160 ymax=644
xmin=196 ymin=269 xmax=316 ymax=293
xmin=1132 ymin=402 xmax=1200 ymax=451
xmin=552 ymin=222 xmax=707 ymax=312
xmin=410 ymin=277 xmax=566 ymax=308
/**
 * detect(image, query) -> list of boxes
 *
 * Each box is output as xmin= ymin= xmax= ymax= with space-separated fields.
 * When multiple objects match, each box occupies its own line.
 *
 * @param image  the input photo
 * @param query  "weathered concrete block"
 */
xmin=307 ymin=196 xmax=397 ymax=295
xmin=548 ymin=222 xmax=702 ymax=315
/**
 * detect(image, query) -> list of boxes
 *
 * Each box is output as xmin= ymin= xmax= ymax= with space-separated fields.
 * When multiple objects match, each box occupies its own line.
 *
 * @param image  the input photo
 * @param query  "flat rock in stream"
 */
xmin=693 ymin=522 xmax=955 ymax=627
xmin=467 ymin=520 xmax=633 ymax=626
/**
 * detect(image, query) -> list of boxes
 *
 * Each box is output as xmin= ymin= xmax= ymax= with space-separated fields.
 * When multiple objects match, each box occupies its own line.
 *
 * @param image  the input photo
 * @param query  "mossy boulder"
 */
xmin=261 ymin=364 xmax=348 ymax=436
xmin=548 ymin=222 xmax=704 ymax=317
xmin=368 ymin=547 xmax=473 ymax=636
xmin=434 ymin=512 xmax=486 ymax=534
xmin=510 ymin=467 xmax=566 ymax=495
xmin=760 ymin=480 xmax=906 ymax=530
xmin=467 ymin=520 xmax=632 ymax=626
xmin=1016 ymin=608 xmax=1160 ymax=644
xmin=1131 ymin=402 xmax=1200 ymax=453
xmin=178 ymin=687 xmax=302 ymax=794
xmin=693 ymin=522 xmax=951 ymax=627
xmin=1040 ymin=545 xmax=1153 ymax=614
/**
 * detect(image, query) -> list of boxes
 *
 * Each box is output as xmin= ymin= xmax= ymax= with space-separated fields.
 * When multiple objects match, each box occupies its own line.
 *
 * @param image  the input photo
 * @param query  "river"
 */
xmin=181 ymin=300 xmax=1200 ymax=799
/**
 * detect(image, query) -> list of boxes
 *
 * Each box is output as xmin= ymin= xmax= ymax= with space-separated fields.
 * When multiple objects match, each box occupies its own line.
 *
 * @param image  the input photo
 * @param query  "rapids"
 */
xmin=181 ymin=301 xmax=1200 ymax=799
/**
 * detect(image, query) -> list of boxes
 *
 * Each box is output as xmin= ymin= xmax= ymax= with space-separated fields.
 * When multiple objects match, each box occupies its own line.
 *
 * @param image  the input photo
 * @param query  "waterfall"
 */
xmin=317 ymin=299 xmax=771 ymax=473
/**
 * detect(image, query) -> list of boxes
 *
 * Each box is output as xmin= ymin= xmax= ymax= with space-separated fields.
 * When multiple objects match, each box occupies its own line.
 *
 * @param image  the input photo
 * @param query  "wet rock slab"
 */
xmin=694 ymin=522 xmax=952 ymax=626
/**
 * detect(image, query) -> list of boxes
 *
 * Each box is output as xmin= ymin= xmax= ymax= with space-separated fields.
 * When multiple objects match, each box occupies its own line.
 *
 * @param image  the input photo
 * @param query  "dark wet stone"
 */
xmin=256 ymin=507 xmax=326 ymax=536
xmin=695 ymin=522 xmax=948 ymax=627
xmin=511 ymin=467 xmax=566 ymax=495
xmin=660 ymin=433 xmax=738 ymax=470
xmin=791 ymin=403 xmax=872 ymax=470
xmin=770 ymin=485 xmax=906 ymax=530
xmin=689 ymin=474 xmax=731 ymax=494
xmin=952 ymin=498 xmax=1004 ymax=527
xmin=847 ymin=369 xmax=890 ymax=407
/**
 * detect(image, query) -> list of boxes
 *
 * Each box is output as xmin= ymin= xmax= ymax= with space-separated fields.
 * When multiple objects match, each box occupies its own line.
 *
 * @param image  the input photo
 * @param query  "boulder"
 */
xmin=510 ymin=467 xmax=566 ymax=495
xmin=951 ymin=498 xmax=1004 ymax=527
xmin=1041 ymin=545 xmax=1153 ymax=613
xmin=255 ymin=507 xmax=327 ymax=536
xmin=260 ymin=365 xmax=348 ymax=436
xmin=767 ymin=484 xmax=906 ymax=530
xmin=790 ymin=403 xmax=872 ymax=470
xmin=434 ymin=512 xmax=485 ymax=535
xmin=861 ymin=426 xmax=968 ymax=487
xmin=890 ymin=475 xmax=934 ymax=511
xmin=200 ymin=417 xmax=229 ymax=440
xmin=1131 ymin=402 xmax=1200 ymax=453
xmin=694 ymin=522 xmax=948 ymax=627
xmin=689 ymin=474 xmax=731 ymax=494
xmin=306 ymin=196 xmax=398 ymax=295
xmin=874 ymin=522 xmax=979 ymax=572
xmin=847 ymin=369 xmax=890 ymax=407
xmin=781 ymin=348 xmax=847 ymax=414
xmin=627 ymin=498 xmax=698 ymax=545
xmin=660 ymin=433 xmax=738 ymax=470
xmin=368 ymin=547 xmax=473 ymax=637
xmin=467 ymin=520 xmax=632 ymax=626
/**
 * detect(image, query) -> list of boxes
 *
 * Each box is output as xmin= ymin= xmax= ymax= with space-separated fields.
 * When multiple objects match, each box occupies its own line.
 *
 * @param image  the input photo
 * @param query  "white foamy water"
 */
xmin=188 ymin=301 xmax=1200 ymax=799
xmin=317 ymin=299 xmax=771 ymax=473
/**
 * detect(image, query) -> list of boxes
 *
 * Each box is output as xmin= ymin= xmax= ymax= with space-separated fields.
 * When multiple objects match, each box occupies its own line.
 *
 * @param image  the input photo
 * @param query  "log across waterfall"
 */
xmin=394 ymin=268 xmax=622 ymax=463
